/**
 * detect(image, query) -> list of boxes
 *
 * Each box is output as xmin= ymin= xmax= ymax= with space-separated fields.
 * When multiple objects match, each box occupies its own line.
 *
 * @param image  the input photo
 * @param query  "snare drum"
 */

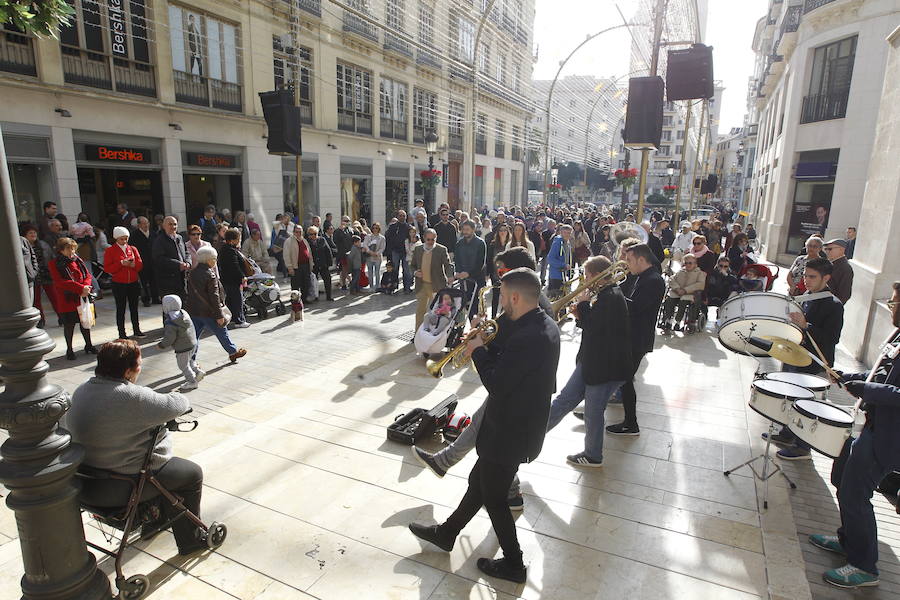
xmin=786 ymin=399 xmax=853 ymax=458
xmin=717 ymin=292 xmax=803 ymax=355
xmin=765 ymin=371 xmax=830 ymax=401
xmin=749 ymin=379 xmax=814 ymax=426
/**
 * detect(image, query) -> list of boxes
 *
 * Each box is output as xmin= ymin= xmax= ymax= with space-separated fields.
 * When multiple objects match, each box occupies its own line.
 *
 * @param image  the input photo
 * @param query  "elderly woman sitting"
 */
xmin=65 ymin=339 xmax=207 ymax=555
xmin=242 ymin=228 xmax=276 ymax=274
xmin=659 ymin=253 xmax=707 ymax=333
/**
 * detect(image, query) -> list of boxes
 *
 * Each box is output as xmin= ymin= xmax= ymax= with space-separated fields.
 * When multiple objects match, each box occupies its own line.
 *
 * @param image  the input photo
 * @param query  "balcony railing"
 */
xmin=781 ymin=5 xmax=802 ymax=33
xmin=511 ymin=145 xmax=522 ymax=162
xmin=494 ymin=141 xmax=505 ymax=159
xmin=416 ymin=48 xmax=442 ymax=70
xmin=800 ymin=88 xmax=850 ymax=123
xmin=174 ymin=70 xmax=242 ymax=112
xmin=299 ymin=100 xmax=313 ymax=125
xmin=384 ymin=33 xmax=412 ymax=57
xmin=380 ymin=118 xmax=407 ymax=140
xmin=1 ymin=29 xmax=36 ymax=76
xmin=803 ymin=0 xmax=837 ymax=13
xmin=343 ymin=11 xmax=378 ymax=42
xmin=475 ymin=137 xmax=487 ymax=155
xmin=448 ymin=132 xmax=464 ymax=151
xmin=338 ymin=108 xmax=372 ymax=134
xmin=299 ymin=0 xmax=321 ymax=17
xmin=62 ymin=45 xmax=157 ymax=97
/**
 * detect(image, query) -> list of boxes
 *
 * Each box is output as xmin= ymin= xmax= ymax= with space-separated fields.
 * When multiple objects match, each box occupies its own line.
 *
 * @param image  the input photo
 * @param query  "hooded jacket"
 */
xmin=159 ymin=295 xmax=198 ymax=354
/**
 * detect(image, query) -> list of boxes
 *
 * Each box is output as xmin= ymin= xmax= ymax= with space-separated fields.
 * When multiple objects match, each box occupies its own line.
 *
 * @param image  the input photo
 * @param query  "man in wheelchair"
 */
xmin=65 ymin=339 xmax=209 ymax=556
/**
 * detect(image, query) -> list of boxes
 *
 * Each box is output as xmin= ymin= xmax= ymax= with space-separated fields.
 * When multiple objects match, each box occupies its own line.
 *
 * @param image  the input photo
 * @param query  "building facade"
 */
xmin=1 ymin=0 xmax=535 ymax=237
xmin=745 ymin=0 xmax=899 ymax=263
xmin=711 ymin=127 xmax=746 ymax=207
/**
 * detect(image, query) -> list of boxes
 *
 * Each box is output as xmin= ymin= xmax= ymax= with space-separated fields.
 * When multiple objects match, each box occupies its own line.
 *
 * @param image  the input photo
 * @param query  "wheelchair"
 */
xmin=76 ymin=412 xmax=227 ymax=600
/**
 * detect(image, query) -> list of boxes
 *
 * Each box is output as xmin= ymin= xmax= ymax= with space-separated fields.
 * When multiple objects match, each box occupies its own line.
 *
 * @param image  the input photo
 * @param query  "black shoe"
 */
xmin=606 ymin=422 xmax=640 ymax=436
xmin=84 ymin=346 xmax=98 ymax=355
xmin=142 ymin=300 xmax=152 ymax=307
xmin=152 ymin=299 xmax=162 ymax=305
xmin=37 ymin=318 xmax=45 ymax=329
xmin=508 ymin=495 xmax=525 ymax=511
xmin=761 ymin=432 xmax=794 ymax=446
xmin=410 ymin=446 xmax=446 ymax=478
xmin=408 ymin=523 xmax=455 ymax=552
xmin=133 ymin=330 xmax=147 ymax=338
xmin=66 ymin=350 xmax=76 ymax=361
xmin=673 ymin=324 xmax=683 ymax=332
xmin=476 ymin=557 xmax=526 ymax=583
xmin=573 ymin=410 xmax=585 ymax=420
xmin=118 ymin=331 xmax=128 ymax=340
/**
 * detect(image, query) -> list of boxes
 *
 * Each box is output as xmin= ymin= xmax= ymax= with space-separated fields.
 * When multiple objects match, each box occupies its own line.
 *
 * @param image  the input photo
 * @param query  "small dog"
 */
xmin=289 ymin=290 xmax=304 ymax=322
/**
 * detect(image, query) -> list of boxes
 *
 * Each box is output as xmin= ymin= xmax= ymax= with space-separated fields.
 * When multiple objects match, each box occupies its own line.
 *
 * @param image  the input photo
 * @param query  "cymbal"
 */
xmin=761 ymin=336 xmax=812 ymax=367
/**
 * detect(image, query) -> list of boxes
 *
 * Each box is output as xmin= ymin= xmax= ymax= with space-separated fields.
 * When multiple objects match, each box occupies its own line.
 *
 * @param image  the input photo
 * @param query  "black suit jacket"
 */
xmin=620 ymin=268 xmax=666 ymax=356
xmin=152 ymin=234 xmax=189 ymax=296
xmin=473 ymin=308 xmax=561 ymax=465
xmin=576 ymin=286 xmax=633 ymax=384
xmin=130 ymin=230 xmax=154 ymax=272
xmin=795 ymin=294 xmax=844 ymax=374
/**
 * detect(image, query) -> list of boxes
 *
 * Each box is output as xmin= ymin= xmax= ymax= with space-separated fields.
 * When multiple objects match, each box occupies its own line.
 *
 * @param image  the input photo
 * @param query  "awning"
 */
xmin=794 ymin=162 xmax=837 ymax=180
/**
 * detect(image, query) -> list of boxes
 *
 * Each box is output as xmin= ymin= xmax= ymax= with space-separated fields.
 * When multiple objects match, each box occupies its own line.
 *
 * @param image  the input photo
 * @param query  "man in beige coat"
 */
xmin=411 ymin=228 xmax=454 ymax=331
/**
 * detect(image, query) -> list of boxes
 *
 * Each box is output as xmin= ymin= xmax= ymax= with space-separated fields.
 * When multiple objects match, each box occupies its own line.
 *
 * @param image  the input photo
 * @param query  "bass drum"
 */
xmin=765 ymin=371 xmax=830 ymax=401
xmin=749 ymin=379 xmax=814 ymax=426
xmin=786 ymin=399 xmax=853 ymax=458
xmin=717 ymin=292 xmax=803 ymax=355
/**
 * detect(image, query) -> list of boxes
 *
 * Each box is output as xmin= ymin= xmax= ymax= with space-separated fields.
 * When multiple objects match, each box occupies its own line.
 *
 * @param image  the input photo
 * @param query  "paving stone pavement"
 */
xmin=0 ymin=282 xmax=894 ymax=599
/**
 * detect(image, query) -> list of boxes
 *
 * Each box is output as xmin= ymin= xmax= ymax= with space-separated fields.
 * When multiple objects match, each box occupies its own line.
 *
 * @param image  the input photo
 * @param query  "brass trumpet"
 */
xmin=426 ymin=285 xmax=499 ymax=378
xmin=550 ymin=260 xmax=629 ymax=325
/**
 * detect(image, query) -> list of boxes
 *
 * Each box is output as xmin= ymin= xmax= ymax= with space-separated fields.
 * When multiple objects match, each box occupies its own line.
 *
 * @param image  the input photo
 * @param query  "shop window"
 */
xmin=337 ymin=62 xmax=373 ymax=134
xmin=273 ymin=38 xmax=312 ymax=125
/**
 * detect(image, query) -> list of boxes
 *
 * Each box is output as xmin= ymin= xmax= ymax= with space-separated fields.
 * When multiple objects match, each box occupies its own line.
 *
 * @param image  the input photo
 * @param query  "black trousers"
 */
xmin=315 ymin=266 xmax=333 ymax=299
xmin=138 ymin=267 xmax=159 ymax=304
xmin=621 ymin=351 xmax=647 ymax=429
xmin=112 ymin=281 xmax=141 ymax=336
xmin=61 ymin=311 xmax=92 ymax=352
xmin=444 ymin=458 xmax=523 ymax=564
xmin=223 ymin=281 xmax=245 ymax=324
xmin=80 ymin=457 xmax=204 ymax=553
xmin=290 ymin=263 xmax=311 ymax=300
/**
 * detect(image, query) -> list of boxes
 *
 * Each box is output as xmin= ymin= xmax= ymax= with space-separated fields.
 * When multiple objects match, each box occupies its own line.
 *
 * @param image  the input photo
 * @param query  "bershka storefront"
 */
xmin=181 ymin=143 xmax=244 ymax=224
xmin=74 ymin=133 xmax=163 ymax=232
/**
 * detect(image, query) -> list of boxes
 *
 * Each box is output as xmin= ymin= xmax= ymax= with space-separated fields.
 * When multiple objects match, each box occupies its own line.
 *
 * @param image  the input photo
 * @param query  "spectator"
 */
xmin=547 ymin=224 xmax=574 ymax=296
xmin=824 ymin=238 xmax=854 ymax=304
xmin=37 ymin=201 xmax=65 ymax=240
xmin=243 ymin=228 xmax=275 ymax=274
xmin=643 ymin=222 xmax=665 ymax=265
xmin=283 ymin=225 xmax=313 ymax=302
xmin=152 ymin=216 xmax=191 ymax=299
xmin=211 ymin=223 xmax=229 ymax=252
xmin=658 ymin=254 xmax=706 ymax=333
xmin=723 ymin=223 xmax=742 ymax=254
xmin=690 ymin=235 xmax=716 ymax=275
xmin=527 ymin=221 xmax=544 ymax=260
xmin=385 ymin=211 xmax=413 ymax=294
xmin=333 ymin=216 xmax=354 ymax=290
xmin=746 ymin=224 xmax=757 ymax=240
xmin=726 ymin=233 xmax=755 ymax=276
xmin=115 ymin=203 xmax=136 ymax=230
xmin=131 ymin=217 xmax=159 ymax=306
xmin=487 ymin=224 xmax=511 ymax=318
xmin=347 ymin=235 xmax=363 ymax=294
xmin=43 ymin=218 xmax=63 ymax=252
xmin=413 ymin=210 xmax=428 ymax=241
xmin=198 ymin=205 xmax=218 ymax=243
xmin=186 ymin=225 xmax=212 ymax=271
xmin=363 ymin=223 xmax=386 ymax=292
xmin=48 ymin=237 xmax=96 ymax=360
xmin=158 ymin=294 xmax=203 ymax=391
xmin=95 ymin=224 xmax=110 ymax=272
xmin=270 ymin=214 xmax=290 ymax=278
xmin=411 ymin=229 xmax=454 ymax=331
xmin=706 ymin=257 xmax=740 ymax=307
xmin=404 ymin=227 xmax=420 ymax=282
xmin=218 ymin=228 xmax=248 ymax=328
xmin=246 ymin=213 xmax=261 ymax=236
xmin=307 ymin=226 xmax=334 ymax=301
xmin=595 ymin=225 xmax=615 ymax=260
xmin=454 ymin=221 xmax=487 ymax=319
xmin=21 ymin=224 xmax=59 ymax=328
xmin=786 ymin=236 xmax=824 ymax=296
xmin=233 ymin=211 xmax=251 ymax=242
xmin=322 ymin=212 xmax=334 ymax=232
xmin=845 ymin=226 xmax=857 ymax=259
xmin=185 ymin=246 xmax=246 ymax=363
xmin=509 ymin=221 xmax=536 ymax=260
xmin=71 ymin=213 xmax=99 ymax=297
xmin=539 ymin=219 xmax=557 ymax=286
xmin=658 ymin=219 xmax=675 ymax=247
xmin=569 ymin=221 xmax=591 ymax=265
xmin=20 ymin=232 xmax=38 ymax=306
xmin=104 ymin=227 xmax=145 ymax=339
xmin=434 ymin=207 xmax=458 ymax=254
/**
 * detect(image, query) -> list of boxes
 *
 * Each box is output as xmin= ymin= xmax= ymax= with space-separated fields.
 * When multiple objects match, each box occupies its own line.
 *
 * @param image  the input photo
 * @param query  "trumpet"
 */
xmin=426 ymin=285 xmax=498 ymax=378
xmin=550 ymin=260 xmax=629 ymax=325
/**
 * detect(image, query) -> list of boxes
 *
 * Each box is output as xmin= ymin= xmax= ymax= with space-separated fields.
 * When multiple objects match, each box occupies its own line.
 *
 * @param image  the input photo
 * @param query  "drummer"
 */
xmin=808 ymin=281 xmax=900 ymax=589
xmin=764 ymin=258 xmax=844 ymax=460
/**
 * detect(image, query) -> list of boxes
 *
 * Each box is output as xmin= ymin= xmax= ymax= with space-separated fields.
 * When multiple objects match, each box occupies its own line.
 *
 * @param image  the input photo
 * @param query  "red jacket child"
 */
xmin=104 ymin=242 xmax=144 ymax=284
xmin=48 ymin=254 xmax=93 ymax=313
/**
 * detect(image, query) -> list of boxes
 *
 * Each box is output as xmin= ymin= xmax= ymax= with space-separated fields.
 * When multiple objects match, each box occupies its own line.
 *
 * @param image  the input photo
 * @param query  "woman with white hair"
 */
xmin=104 ymin=226 xmax=145 ymax=339
xmin=184 ymin=246 xmax=247 ymax=363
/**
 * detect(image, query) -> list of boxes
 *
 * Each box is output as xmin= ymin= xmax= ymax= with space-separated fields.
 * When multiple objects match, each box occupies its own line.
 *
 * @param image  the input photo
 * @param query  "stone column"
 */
xmin=161 ymin=137 xmax=185 ymax=224
xmin=372 ymin=158 xmax=386 ymax=226
xmin=0 ymin=134 xmax=111 ymax=599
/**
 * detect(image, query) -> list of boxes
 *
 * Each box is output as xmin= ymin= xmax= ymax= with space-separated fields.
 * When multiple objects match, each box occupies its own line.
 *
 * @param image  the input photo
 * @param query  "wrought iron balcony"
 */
xmin=380 ymin=118 xmax=407 ymax=140
xmin=61 ymin=45 xmax=157 ymax=97
xmin=0 ymin=29 xmax=36 ymax=77
xmin=299 ymin=100 xmax=313 ymax=125
xmin=384 ymin=33 xmax=412 ymax=57
xmin=494 ymin=141 xmax=505 ymax=159
xmin=800 ymin=88 xmax=850 ymax=123
xmin=343 ymin=11 xmax=378 ymax=42
xmin=781 ymin=5 xmax=802 ymax=33
xmin=804 ymin=0 xmax=838 ymax=13
xmin=299 ymin=0 xmax=321 ymax=17
xmin=416 ymin=48 xmax=442 ymax=70
xmin=448 ymin=132 xmax=464 ymax=151
xmin=511 ymin=145 xmax=522 ymax=162
xmin=338 ymin=108 xmax=372 ymax=135
xmin=174 ymin=70 xmax=242 ymax=113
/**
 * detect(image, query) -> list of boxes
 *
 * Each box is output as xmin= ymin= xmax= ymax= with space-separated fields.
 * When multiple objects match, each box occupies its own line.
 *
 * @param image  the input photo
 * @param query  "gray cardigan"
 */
xmin=64 ymin=376 xmax=190 ymax=473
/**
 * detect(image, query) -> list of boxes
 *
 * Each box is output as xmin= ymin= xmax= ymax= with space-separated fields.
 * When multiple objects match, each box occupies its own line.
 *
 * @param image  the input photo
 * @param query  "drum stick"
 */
xmin=803 ymin=331 xmax=845 ymax=388
xmin=851 ymin=327 xmax=900 ymax=414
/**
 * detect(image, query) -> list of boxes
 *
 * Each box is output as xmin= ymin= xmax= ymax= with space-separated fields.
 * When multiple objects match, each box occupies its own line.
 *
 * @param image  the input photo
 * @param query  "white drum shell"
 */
xmin=749 ymin=380 xmax=813 ymax=426
xmin=717 ymin=292 xmax=803 ymax=356
xmin=786 ymin=400 xmax=853 ymax=458
xmin=765 ymin=372 xmax=830 ymax=401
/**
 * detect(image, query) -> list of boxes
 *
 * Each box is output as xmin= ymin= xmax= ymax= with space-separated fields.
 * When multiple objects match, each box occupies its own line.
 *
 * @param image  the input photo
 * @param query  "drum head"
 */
xmin=767 ymin=372 xmax=830 ymax=392
xmin=752 ymin=379 xmax=815 ymax=401
xmin=793 ymin=399 xmax=853 ymax=427
xmin=718 ymin=318 xmax=803 ymax=356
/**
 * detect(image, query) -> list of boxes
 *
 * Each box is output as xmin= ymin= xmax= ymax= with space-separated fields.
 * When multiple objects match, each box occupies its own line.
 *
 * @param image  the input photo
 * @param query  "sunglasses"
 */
xmin=692 ymin=241 xmax=703 ymax=245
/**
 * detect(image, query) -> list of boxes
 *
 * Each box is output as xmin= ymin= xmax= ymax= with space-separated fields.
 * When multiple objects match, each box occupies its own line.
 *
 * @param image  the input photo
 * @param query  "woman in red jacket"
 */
xmin=49 ymin=237 xmax=96 ymax=360
xmin=104 ymin=226 xmax=146 ymax=339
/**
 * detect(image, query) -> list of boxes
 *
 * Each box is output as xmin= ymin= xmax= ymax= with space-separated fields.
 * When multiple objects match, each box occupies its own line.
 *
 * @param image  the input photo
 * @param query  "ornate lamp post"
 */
xmin=0 ymin=137 xmax=111 ymax=598
xmin=424 ymin=129 xmax=439 ymax=212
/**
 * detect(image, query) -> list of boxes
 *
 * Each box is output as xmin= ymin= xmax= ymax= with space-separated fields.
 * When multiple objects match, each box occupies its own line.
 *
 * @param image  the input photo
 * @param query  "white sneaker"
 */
xmin=180 ymin=381 xmax=198 ymax=391
xmin=194 ymin=369 xmax=205 ymax=382
xmin=232 ymin=322 xmax=250 ymax=329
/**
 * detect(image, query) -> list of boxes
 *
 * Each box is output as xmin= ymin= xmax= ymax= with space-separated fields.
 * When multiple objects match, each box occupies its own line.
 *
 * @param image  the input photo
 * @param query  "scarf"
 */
xmin=55 ymin=254 xmax=89 ymax=302
xmin=692 ymin=244 xmax=711 ymax=259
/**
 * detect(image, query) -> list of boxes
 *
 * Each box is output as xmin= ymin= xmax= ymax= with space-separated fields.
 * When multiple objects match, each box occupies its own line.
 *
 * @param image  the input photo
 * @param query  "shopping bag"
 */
xmin=78 ymin=297 xmax=96 ymax=329
xmin=306 ymin=271 xmax=318 ymax=302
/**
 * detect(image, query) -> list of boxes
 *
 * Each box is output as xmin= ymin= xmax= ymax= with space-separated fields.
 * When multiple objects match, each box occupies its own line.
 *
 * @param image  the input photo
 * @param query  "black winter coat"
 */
xmin=620 ymin=268 xmax=666 ymax=356
xmin=472 ymin=308 xmax=561 ymax=465
xmin=218 ymin=243 xmax=245 ymax=285
xmin=152 ymin=234 xmax=189 ymax=296
xmin=575 ymin=286 xmax=633 ymax=384
xmin=385 ymin=221 xmax=412 ymax=254
xmin=334 ymin=227 xmax=354 ymax=256
xmin=795 ymin=294 xmax=844 ymax=374
xmin=310 ymin=236 xmax=333 ymax=273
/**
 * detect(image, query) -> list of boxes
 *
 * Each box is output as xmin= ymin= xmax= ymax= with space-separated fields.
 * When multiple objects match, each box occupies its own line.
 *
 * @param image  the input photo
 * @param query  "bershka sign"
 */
xmin=108 ymin=0 xmax=128 ymax=58
xmin=187 ymin=153 xmax=237 ymax=168
xmin=86 ymin=145 xmax=152 ymax=163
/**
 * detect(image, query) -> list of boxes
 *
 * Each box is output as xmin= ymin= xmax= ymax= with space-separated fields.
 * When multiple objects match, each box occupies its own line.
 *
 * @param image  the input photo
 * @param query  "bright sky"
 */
xmin=532 ymin=0 xmax=768 ymax=134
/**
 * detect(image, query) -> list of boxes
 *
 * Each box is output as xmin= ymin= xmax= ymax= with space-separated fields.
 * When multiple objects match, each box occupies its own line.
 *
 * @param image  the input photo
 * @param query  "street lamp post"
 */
xmin=425 ymin=129 xmax=439 ymax=213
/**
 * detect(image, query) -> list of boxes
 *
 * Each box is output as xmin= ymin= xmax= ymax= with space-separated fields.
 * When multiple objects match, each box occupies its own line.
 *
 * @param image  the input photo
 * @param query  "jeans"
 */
xmin=391 ymin=250 xmax=412 ymax=291
xmin=546 ymin=363 xmax=623 ymax=461
xmin=191 ymin=316 xmax=237 ymax=356
xmin=366 ymin=259 xmax=381 ymax=291
xmin=349 ymin=268 xmax=361 ymax=293
xmin=621 ymin=352 xmax=647 ymax=429
xmin=837 ymin=429 xmax=893 ymax=575
xmin=431 ymin=402 xmax=520 ymax=499
xmin=111 ymin=281 xmax=141 ymax=336
xmin=223 ymin=282 xmax=245 ymax=324
xmin=443 ymin=458 xmax=523 ymax=565
xmin=176 ymin=349 xmax=200 ymax=383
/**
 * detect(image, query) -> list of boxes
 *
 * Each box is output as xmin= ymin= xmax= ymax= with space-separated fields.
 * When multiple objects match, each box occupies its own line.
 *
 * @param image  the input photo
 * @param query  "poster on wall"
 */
xmin=168 ymin=7 xmax=239 ymax=81
xmin=786 ymin=182 xmax=833 ymax=254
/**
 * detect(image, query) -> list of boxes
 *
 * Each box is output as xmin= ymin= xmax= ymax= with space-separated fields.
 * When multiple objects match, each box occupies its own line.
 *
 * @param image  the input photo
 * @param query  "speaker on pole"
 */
xmin=259 ymin=89 xmax=302 ymax=155
xmin=666 ymin=44 xmax=715 ymax=101
xmin=700 ymin=174 xmax=718 ymax=194
xmin=623 ymin=76 xmax=664 ymax=150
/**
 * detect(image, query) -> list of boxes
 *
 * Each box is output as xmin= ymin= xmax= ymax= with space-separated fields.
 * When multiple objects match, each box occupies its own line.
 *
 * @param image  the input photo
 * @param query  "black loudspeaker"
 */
xmin=259 ymin=89 xmax=302 ymax=155
xmin=666 ymin=44 xmax=715 ymax=101
xmin=624 ymin=77 xmax=664 ymax=150
xmin=700 ymin=174 xmax=718 ymax=194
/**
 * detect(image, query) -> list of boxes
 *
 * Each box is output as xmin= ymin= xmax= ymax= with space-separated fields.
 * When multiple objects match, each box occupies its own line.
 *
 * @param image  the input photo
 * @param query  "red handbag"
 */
xmin=359 ymin=266 xmax=369 ymax=288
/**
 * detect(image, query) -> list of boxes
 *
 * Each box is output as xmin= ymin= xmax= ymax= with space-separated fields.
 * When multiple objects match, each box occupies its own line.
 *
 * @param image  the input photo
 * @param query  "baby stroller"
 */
xmin=242 ymin=259 xmax=287 ymax=319
xmin=413 ymin=281 xmax=475 ymax=357
xmin=76 ymin=410 xmax=227 ymax=600
xmin=738 ymin=263 xmax=780 ymax=292
xmin=92 ymin=260 xmax=113 ymax=291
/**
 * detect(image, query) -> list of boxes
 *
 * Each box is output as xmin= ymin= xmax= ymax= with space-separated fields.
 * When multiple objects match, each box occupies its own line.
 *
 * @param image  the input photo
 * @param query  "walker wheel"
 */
xmin=119 ymin=574 xmax=150 ymax=600
xmin=206 ymin=521 xmax=227 ymax=549
xmin=274 ymin=302 xmax=286 ymax=316
xmin=790 ymin=482 xmax=797 ymax=490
